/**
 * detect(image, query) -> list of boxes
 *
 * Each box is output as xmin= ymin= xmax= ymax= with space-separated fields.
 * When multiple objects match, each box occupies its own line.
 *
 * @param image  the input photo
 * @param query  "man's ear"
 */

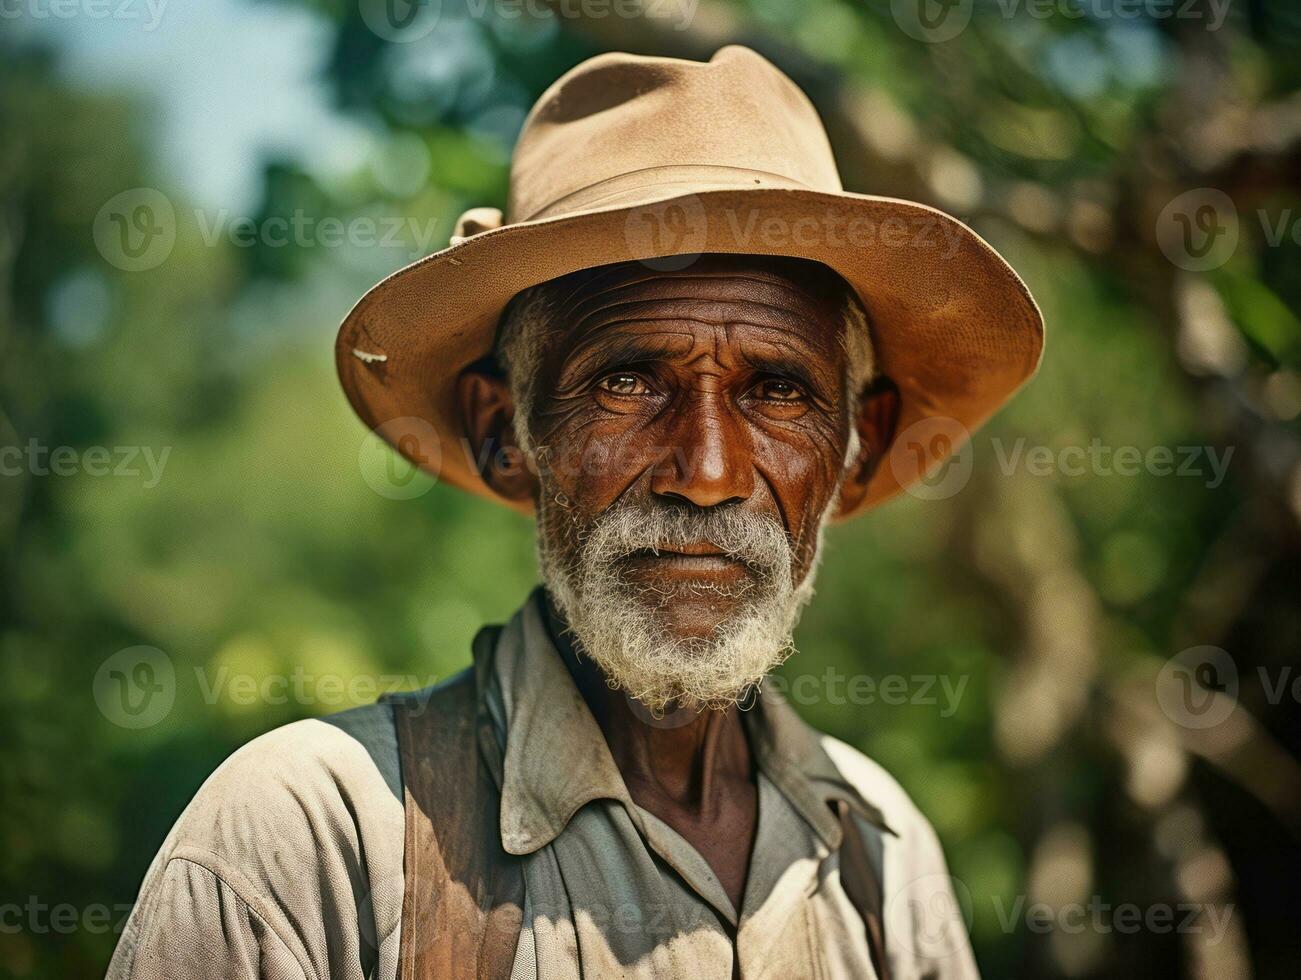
xmin=456 ymin=361 xmax=539 ymax=505
xmin=836 ymin=377 xmax=901 ymax=517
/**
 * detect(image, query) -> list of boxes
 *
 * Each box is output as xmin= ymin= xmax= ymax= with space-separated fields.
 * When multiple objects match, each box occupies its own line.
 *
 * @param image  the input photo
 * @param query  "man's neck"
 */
xmin=542 ymin=591 xmax=760 ymax=910
xmin=541 ymin=592 xmax=756 ymax=813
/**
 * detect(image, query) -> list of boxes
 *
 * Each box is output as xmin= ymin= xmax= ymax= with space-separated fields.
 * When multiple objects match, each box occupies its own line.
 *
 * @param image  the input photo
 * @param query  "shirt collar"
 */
xmin=742 ymin=683 xmax=897 ymax=848
xmin=485 ymin=588 xmax=894 ymax=856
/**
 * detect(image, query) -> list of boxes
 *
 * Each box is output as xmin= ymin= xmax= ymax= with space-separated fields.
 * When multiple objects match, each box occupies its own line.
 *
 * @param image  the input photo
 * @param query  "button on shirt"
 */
xmin=108 ymin=590 xmax=979 ymax=980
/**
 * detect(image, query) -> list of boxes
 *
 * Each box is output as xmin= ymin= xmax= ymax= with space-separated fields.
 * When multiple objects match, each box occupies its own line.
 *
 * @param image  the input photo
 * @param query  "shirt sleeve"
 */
xmin=108 ymin=855 xmax=309 ymax=980
xmin=105 ymin=715 xmax=406 ymax=980
xmin=821 ymin=735 xmax=982 ymax=979
xmin=890 ymin=811 xmax=981 ymax=980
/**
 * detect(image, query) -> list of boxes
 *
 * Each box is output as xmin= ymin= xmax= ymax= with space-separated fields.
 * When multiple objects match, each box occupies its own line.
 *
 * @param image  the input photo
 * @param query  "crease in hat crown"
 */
xmin=507 ymin=46 xmax=844 ymax=224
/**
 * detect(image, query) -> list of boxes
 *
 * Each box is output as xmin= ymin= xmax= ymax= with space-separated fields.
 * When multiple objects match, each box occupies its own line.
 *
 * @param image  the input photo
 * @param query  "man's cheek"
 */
xmin=755 ymin=444 xmax=840 ymax=550
xmin=574 ymin=426 xmax=661 ymax=485
xmin=576 ymin=438 xmax=629 ymax=481
xmin=754 ymin=433 xmax=839 ymax=500
xmin=534 ymin=419 xmax=605 ymax=485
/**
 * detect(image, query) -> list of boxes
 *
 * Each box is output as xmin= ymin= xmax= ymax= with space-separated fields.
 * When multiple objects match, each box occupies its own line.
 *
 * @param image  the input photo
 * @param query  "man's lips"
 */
xmin=619 ymin=544 xmax=754 ymax=582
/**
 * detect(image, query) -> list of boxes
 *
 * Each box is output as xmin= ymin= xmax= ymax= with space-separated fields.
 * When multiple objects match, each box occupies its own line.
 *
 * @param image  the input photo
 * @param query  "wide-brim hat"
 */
xmin=335 ymin=45 xmax=1044 ymax=517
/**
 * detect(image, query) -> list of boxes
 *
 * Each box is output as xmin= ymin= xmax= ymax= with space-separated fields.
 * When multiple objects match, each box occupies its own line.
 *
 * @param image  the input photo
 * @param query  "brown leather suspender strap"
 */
xmin=837 ymin=800 xmax=892 ymax=980
xmin=388 ymin=658 xmax=523 ymax=980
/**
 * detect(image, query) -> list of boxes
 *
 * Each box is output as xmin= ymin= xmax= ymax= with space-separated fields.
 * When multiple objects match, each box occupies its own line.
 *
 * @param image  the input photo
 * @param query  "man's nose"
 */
xmin=650 ymin=396 xmax=755 ymax=508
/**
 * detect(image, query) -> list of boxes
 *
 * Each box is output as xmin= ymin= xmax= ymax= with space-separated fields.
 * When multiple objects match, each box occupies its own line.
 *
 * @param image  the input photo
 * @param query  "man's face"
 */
xmin=465 ymin=255 xmax=893 ymax=711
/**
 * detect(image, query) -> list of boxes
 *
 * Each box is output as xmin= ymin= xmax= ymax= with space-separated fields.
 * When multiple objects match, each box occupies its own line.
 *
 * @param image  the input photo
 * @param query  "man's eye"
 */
xmin=750 ymin=378 xmax=806 ymax=402
xmin=596 ymin=373 xmax=652 ymax=396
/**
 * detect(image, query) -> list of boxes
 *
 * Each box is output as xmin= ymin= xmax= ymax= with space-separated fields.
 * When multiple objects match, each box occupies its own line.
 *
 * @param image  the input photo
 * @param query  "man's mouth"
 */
xmin=619 ymin=543 xmax=756 ymax=584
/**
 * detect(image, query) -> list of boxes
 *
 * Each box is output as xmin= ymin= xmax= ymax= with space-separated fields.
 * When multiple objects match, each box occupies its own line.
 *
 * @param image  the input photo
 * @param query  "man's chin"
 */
xmin=558 ymin=590 xmax=800 ymax=713
xmin=627 ymin=590 xmax=755 ymax=644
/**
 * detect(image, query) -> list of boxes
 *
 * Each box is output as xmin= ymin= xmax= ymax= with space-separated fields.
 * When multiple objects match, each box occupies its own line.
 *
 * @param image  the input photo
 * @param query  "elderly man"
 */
xmin=109 ymin=47 xmax=1041 ymax=980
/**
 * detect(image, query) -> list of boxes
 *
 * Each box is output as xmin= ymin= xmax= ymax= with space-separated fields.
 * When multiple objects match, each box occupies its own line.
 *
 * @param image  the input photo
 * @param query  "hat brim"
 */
xmin=335 ymin=185 xmax=1044 ymax=518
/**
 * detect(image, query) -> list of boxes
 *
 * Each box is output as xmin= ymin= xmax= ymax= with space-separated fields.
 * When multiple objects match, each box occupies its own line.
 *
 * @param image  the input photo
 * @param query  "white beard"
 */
xmin=536 ymin=493 xmax=834 ymax=714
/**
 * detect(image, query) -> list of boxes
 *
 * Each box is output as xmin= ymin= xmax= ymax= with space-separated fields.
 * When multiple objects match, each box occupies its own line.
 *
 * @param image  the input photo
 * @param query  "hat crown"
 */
xmin=506 ymin=46 xmax=843 ymax=223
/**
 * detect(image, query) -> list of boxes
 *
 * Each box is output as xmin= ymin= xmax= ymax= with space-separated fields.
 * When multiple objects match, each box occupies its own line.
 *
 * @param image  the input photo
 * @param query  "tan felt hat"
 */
xmin=335 ymin=45 xmax=1044 ymax=517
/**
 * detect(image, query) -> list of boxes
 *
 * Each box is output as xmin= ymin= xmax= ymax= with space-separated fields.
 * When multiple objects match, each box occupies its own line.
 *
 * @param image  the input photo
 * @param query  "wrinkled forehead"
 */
xmin=541 ymin=254 xmax=855 ymax=351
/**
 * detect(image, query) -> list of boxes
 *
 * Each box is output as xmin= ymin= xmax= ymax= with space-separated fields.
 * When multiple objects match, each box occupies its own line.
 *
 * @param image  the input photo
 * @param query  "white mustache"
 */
xmin=580 ymin=501 xmax=794 ymax=582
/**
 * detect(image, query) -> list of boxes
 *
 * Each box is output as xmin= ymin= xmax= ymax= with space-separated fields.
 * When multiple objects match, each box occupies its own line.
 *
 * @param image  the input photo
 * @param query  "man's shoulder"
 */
xmin=164 ymin=703 xmax=405 ymax=870
xmin=818 ymin=734 xmax=981 ymax=976
xmin=208 ymin=702 xmax=399 ymax=800
xmin=114 ymin=704 xmax=411 ymax=979
xmin=818 ymin=734 xmax=944 ymax=843
xmin=168 ymin=668 xmax=485 ymax=860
